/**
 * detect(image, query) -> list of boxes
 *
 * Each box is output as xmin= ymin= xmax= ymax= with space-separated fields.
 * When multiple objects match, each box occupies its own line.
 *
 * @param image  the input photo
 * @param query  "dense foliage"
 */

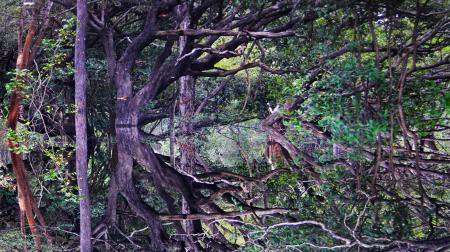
xmin=0 ymin=0 xmax=449 ymax=251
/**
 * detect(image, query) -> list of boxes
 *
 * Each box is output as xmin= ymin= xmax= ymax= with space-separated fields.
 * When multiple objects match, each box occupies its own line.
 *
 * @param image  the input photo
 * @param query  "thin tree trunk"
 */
xmin=6 ymin=1 xmax=53 ymax=250
xmin=75 ymin=0 xmax=92 ymax=250
xmin=177 ymin=3 xmax=196 ymax=237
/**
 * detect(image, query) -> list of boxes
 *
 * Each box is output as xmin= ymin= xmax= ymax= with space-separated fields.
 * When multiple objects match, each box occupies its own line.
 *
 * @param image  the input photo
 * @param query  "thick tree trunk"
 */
xmin=113 ymin=65 xmax=167 ymax=250
xmin=75 ymin=0 xmax=92 ymax=250
xmin=98 ymin=25 xmax=168 ymax=250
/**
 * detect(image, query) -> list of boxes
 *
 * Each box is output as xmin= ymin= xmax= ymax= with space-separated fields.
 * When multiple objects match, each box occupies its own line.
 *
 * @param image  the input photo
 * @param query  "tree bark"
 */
xmin=177 ymin=3 xmax=196 ymax=237
xmin=6 ymin=1 xmax=53 ymax=249
xmin=75 ymin=0 xmax=92 ymax=250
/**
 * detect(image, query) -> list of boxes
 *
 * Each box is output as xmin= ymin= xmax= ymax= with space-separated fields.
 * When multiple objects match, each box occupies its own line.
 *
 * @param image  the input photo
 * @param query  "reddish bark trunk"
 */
xmin=6 ymin=1 xmax=53 ymax=249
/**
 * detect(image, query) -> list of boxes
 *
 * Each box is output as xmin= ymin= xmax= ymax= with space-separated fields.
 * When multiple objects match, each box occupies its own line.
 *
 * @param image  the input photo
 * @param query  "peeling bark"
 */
xmin=6 ymin=1 xmax=53 ymax=249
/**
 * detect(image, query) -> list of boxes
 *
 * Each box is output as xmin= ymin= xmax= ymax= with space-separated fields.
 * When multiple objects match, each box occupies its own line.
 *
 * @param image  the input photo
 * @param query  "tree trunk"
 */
xmin=6 ymin=1 xmax=53 ymax=249
xmin=177 ymin=3 xmax=196 ymax=238
xmin=113 ymin=63 xmax=167 ymax=250
xmin=75 ymin=0 xmax=92 ymax=250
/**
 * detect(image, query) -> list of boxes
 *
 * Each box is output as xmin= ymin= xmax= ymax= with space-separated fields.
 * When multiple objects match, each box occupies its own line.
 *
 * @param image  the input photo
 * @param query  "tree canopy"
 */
xmin=0 ymin=0 xmax=449 ymax=251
